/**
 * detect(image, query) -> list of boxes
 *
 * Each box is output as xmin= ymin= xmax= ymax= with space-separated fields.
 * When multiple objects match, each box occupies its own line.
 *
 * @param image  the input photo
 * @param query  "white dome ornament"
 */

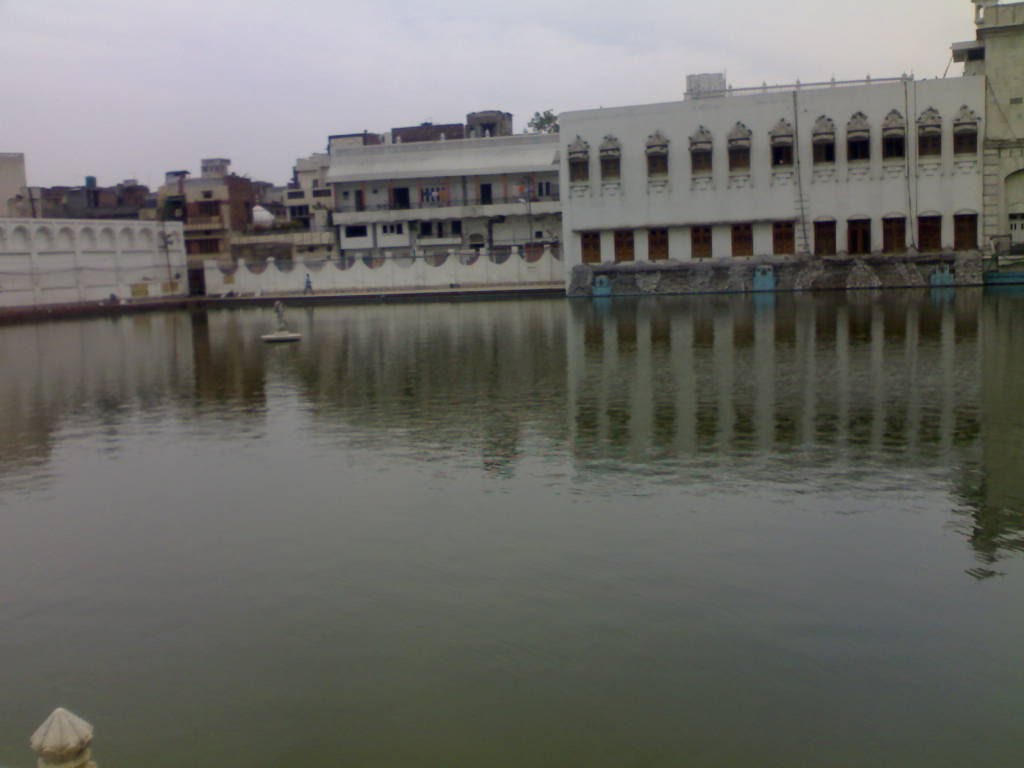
xmin=252 ymin=205 xmax=275 ymax=229
xmin=29 ymin=707 xmax=97 ymax=768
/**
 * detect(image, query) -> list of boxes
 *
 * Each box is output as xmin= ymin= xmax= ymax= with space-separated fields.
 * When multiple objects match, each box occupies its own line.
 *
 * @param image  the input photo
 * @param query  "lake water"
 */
xmin=1 ymin=289 xmax=1022 ymax=767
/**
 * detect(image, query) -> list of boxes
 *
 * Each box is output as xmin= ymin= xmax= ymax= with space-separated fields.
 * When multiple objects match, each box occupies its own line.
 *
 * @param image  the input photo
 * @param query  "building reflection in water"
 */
xmin=0 ymin=312 xmax=194 ymax=482
xmin=567 ymin=288 xmax=1022 ymax=576
xmin=1 ymin=288 xmax=1021 ymax=574
xmin=955 ymin=288 xmax=1024 ymax=578
xmin=567 ymin=290 xmax=983 ymax=463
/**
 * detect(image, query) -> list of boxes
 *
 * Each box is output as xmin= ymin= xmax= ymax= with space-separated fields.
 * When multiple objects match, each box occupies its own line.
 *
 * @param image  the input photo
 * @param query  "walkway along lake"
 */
xmin=0 ymin=289 xmax=1022 ymax=767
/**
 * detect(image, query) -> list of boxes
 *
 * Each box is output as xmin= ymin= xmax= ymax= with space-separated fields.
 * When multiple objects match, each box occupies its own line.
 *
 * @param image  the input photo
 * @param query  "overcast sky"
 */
xmin=2 ymin=0 xmax=975 ymax=188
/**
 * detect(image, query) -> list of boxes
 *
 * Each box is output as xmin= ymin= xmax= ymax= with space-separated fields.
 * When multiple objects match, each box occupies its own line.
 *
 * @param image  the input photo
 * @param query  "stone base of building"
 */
xmin=568 ymin=252 xmax=983 ymax=297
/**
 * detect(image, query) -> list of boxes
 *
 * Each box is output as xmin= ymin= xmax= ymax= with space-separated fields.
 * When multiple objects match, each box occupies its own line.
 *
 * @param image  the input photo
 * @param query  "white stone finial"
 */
xmin=30 ymin=708 xmax=96 ymax=768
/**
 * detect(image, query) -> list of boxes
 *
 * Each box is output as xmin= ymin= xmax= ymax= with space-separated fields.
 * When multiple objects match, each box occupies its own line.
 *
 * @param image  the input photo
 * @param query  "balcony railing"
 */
xmin=334 ymin=192 xmax=560 ymax=214
xmin=184 ymin=216 xmax=225 ymax=229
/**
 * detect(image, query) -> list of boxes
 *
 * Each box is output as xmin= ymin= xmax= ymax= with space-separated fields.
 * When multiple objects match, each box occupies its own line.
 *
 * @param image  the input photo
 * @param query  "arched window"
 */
xmin=568 ymin=136 xmax=590 ymax=183
xmin=954 ymin=212 xmax=978 ymax=250
xmin=847 ymin=112 xmax=871 ymax=161
xmin=770 ymin=118 xmax=794 ymax=167
xmin=814 ymin=219 xmax=837 ymax=255
xmin=882 ymin=215 xmax=907 ymax=253
xmin=882 ymin=110 xmax=906 ymax=159
xmin=599 ymin=135 xmax=621 ymax=181
xmin=917 ymin=107 xmax=942 ymax=157
xmin=812 ymin=116 xmax=835 ymax=164
xmin=690 ymin=126 xmax=713 ymax=175
xmin=728 ymin=122 xmax=752 ymax=172
xmin=847 ymin=217 xmax=871 ymax=254
xmin=953 ymin=106 xmax=980 ymax=155
xmin=646 ymin=131 xmax=669 ymax=178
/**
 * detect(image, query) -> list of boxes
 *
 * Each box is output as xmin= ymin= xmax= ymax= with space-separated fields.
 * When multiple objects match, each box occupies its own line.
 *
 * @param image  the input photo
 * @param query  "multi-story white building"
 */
xmin=284 ymin=152 xmax=333 ymax=230
xmin=560 ymin=74 xmax=985 ymax=271
xmin=327 ymin=128 xmax=560 ymax=265
xmin=557 ymin=0 xmax=1024 ymax=281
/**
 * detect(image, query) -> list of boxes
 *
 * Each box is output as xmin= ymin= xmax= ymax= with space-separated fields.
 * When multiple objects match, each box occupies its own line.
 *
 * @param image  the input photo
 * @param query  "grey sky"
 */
xmin=2 ymin=0 xmax=975 ymax=187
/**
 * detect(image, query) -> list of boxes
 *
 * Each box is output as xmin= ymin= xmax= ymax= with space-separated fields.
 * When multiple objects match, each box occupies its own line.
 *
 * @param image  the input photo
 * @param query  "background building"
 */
xmin=327 ymin=111 xmax=560 ymax=265
xmin=954 ymin=0 xmax=1024 ymax=252
xmin=1 ymin=153 xmax=29 ymax=217
xmin=156 ymin=158 xmax=257 ymax=294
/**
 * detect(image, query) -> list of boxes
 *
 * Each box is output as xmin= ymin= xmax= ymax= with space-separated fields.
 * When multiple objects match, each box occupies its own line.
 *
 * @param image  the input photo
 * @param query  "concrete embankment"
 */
xmin=0 ymin=283 xmax=565 ymax=324
xmin=568 ymin=252 xmax=982 ymax=297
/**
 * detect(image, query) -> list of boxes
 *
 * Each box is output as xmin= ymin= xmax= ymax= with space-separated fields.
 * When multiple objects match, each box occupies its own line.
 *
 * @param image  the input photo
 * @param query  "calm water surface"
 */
xmin=1 ymin=290 xmax=1022 ymax=767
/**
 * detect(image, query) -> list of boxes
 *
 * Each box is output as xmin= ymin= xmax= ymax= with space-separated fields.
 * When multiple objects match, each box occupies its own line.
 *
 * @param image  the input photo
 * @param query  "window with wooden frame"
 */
xmin=692 ymin=148 xmax=712 ymax=173
xmin=882 ymin=216 xmax=906 ymax=253
xmin=883 ymin=135 xmax=905 ymax=159
xmin=813 ymin=141 xmax=835 ymax=164
xmin=727 ymin=122 xmax=752 ymax=172
xmin=882 ymin=110 xmax=906 ymax=160
xmin=953 ymin=106 xmax=980 ymax=155
xmin=601 ymin=155 xmax=621 ymax=181
xmin=773 ymin=221 xmax=795 ymax=255
xmin=188 ymin=238 xmax=221 ymax=255
xmin=647 ymin=153 xmax=668 ymax=177
xmin=648 ymin=228 xmax=669 ymax=260
xmin=918 ymin=216 xmax=942 ymax=251
xmin=732 ymin=223 xmax=753 ymax=257
xmin=581 ymin=232 xmax=601 ymax=263
xmin=954 ymin=214 xmax=978 ymax=250
xmin=847 ymin=218 xmax=871 ymax=254
xmin=690 ymin=126 xmax=713 ymax=175
xmin=917 ymin=107 xmax=942 ymax=158
xmin=770 ymin=119 xmax=794 ymax=168
xmin=954 ymin=130 xmax=978 ymax=155
xmin=646 ymin=131 xmax=669 ymax=179
xmin=600 ymin=135 xmax=621 ymax=182
xmin=614 ymin=229 xmax=634 ymax=262
xmin=691 ymin=226 xmax=712 ymax=259
xmin=918 ymin=133 xmax=941 ymax=157
xmin=568 ymin=136 xmax=590 ymax=183
xmin=847 ymin=112 xmax=871 ymax=162
xmin=814 ymin=221 xmax=837 ymax=256
xmin=848 ymin=136 xmax=870 ymax=161
xmin=772 ymin=144 xmax=793 ymax=168
xmin=728 ymin=146 xmax=750 ymax=171
xmin=812 ymin=116 xmax=836 ymax=165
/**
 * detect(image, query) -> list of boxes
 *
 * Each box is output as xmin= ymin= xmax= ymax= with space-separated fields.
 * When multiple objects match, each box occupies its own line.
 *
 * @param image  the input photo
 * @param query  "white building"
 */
xmin=327 ymin=132 xmax=561 ymax=265
xmin=1 ymin=153 xmax=29 ymax=217
xmin=556 ymin=0 xmax=1024 ymax=280
xmin=284 ymin=152 xmax=333 ymax=230
xmin=559 ymin=74 xmax=985 ymax=273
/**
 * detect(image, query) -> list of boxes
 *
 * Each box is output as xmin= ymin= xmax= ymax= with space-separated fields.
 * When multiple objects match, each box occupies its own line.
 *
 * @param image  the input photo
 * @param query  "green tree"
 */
xmin=527 ymin=110 xmax=559 ymax=134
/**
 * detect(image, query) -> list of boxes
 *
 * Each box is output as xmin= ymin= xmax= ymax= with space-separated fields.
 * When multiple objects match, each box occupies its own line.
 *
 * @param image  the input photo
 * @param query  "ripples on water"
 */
xmin=1 ymin=290 xmax=1023 ymax=768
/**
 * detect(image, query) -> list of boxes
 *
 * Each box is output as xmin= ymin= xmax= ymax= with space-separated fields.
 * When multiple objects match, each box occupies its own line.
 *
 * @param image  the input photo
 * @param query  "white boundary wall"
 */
xmin=203 ymin=245 xmax=565 ymax=295
xmin=0 ymin=219 xmax=188 ymax=309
